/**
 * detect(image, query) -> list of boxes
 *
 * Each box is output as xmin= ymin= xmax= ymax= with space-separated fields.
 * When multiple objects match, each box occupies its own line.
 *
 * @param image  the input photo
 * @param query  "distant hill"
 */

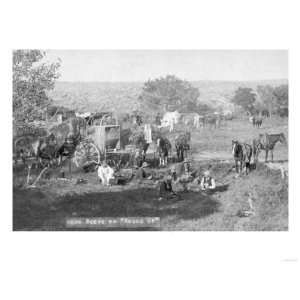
xmin=48 ymin=79 xmax=288 ymax=113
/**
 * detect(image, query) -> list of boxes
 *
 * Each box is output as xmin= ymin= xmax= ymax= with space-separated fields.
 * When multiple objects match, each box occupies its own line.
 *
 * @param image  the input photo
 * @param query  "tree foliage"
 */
xmin=257 ymin=84 xmax=288 ymax=116
xmin=232 ymin=84 xmax=288 ymax=117
xmin=256 ymin=85 xmax=276 ymax=113
xmin=139 ymin=75 xmax=200 ymax=113
xmin=231 ymin=87 xmax=257 ymax=113
xmin=273 ymin=85 xmax=288 ymax=108
xmin=13 ymin=50 xmax=61 ymax=122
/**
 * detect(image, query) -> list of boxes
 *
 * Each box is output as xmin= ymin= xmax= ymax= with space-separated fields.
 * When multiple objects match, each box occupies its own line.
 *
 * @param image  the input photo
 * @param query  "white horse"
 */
xmin=159 ymin=111 xmax=181 ymax=132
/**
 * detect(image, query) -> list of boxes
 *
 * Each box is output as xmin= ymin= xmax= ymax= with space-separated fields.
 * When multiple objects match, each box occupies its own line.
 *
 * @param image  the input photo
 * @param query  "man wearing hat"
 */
xmin=134 ymin=148 xmax=144 ymax=168
xmin=135 ymin=161 xmax=152 ymax=181
xmin=98 ymin=161 xmax=115 ymax=186
xmin=200 ymin=170 xmax=216 ymax=191
xmin=158 ymin=171 xmax=177 ymax=201
xmin=183 ymin=158 xmax=192 ymax=175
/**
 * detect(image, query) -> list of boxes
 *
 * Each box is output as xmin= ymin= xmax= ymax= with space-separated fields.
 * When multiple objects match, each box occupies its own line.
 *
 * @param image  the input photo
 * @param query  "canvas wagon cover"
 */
xmin=92 ymin=125 xmax=121 ymax=153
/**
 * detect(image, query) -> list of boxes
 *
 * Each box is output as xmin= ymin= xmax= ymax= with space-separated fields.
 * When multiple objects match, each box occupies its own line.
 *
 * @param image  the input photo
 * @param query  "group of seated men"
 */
xmin=96 ymin=158 xmax=216 ymax=198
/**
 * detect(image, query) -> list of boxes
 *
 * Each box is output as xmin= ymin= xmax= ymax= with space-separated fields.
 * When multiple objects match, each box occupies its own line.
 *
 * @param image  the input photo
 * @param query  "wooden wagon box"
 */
xmin=90 ymin=124 xmax=121 ymax=153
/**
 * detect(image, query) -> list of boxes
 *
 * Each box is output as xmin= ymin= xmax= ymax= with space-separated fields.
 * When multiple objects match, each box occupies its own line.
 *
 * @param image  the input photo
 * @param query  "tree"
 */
xmin=231 ymin=87 xmax=256 ymax=114
xmin=139 ymin=75 xmax=200 ymax=113
xmin=256 ymin=85 xmax=276 ymax=117
xmin=13 ymin=50 xmax=61 ymax=122
xmin=273 ymin=84 xmax=288 ymax=116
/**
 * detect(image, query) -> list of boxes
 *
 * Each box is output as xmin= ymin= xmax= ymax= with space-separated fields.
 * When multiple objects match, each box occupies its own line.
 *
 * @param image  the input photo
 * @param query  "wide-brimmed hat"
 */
xmin=142 ymin=162 xmax=149 ymax=168
xmin=204 ymin=170 xmax=210 ymax=176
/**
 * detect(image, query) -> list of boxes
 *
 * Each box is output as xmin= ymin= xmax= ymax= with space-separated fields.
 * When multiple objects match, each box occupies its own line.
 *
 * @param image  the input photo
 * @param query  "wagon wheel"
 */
xmin=74 ymin=141 xmax=100 ymax=168
xmin=14 ymin=136 xmax=35 ymax=163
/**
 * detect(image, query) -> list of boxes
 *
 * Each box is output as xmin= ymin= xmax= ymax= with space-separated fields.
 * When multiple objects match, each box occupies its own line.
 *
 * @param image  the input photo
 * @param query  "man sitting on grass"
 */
xmin=200 ymin=170 xmax=216 ymax=191
xmin=158 ymin=173 xmax=177 ymax=201
xmin=135 ymin=162 xmax=152 ymax=182
xmin=97 ymin=161 xmax=115 ymax=186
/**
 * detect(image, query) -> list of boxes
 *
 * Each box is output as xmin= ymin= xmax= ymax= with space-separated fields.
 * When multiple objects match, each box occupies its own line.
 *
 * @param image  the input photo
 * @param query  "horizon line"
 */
xmin=55 ymin=78 xmax=288 ymax=83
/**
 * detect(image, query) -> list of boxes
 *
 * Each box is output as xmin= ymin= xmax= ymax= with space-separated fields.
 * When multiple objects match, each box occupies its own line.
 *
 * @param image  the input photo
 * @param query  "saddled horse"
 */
xmin=232 ymin=140 xmax=253 ymax=175
xmin=156 ymin=137 xmax=172 ymax=167
xmin=253 ymin=133 xmax=287 ymax=163
xmin=175 ymin=131 xmax=191 ymax=162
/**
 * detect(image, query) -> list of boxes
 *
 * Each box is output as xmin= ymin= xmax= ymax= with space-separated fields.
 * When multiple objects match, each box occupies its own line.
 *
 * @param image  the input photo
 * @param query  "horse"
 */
xmin=261 ymin=109 xmax=270 ymax=118
xmin=250 ymin=116 xmax=262 ymax=128
xmin=199 ymin=115 xmax=206 ymax=127
xmin=156 ymin=137 xmax=172 ymax=167
xmin=31 ymin=133 xmax=59 ymax=167
xmin=56 ymin=134 xmax=79 ymax=165
xmin=254 ymin=118 xmax=263 ymax=128
xmin=253 ymin=133 xmax=287 ymax=163
xmin=206 ymin=115 xmax=220 ymax=129
xmin=232 ymin=140 xmax=253 ymax=175
xmin=159 ymin=111 xmax=181 ymax=132
xmin=175 ymin=131 xmax=191 ymax=162
xmin=193 ymin=114 xmax=205 ymax=128
xmin=180 ymin=113 xmax=198 ymax=128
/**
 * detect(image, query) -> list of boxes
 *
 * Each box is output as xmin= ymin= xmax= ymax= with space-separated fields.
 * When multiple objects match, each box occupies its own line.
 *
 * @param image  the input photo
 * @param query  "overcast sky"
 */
xmin=45 ymin=50 xmax=288 ymax=82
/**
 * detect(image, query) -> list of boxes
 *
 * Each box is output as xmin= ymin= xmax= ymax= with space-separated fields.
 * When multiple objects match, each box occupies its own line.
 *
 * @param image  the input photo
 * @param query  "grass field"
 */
xmin=13 ymin=116 xmax=288 ymax=231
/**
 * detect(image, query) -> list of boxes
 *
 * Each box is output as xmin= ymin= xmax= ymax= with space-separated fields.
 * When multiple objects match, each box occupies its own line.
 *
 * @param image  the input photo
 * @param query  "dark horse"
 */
xmin=29 ymin=117 xmax=83 ymax=168
xmin=251 ymin=116 xmax=263 ymax=128
xmin=156 ymin=137 xmax=172 ymax=167
xmin=31 ymin=133 xmax=59 ymax=167
xmin=175 ymin=131 xmax=191 ymax=162
xmin=253 ymin=133 xmax=287 ymax=163
xmin=261 ymin=109 xmax=270 ymax=118
xmin=32 ymin=132 xmax=79 ymax=168
xmin=232 ymin=140 xmax=253 ymax=175
xmin=56 ymin=134 xmax=79 ymax=165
